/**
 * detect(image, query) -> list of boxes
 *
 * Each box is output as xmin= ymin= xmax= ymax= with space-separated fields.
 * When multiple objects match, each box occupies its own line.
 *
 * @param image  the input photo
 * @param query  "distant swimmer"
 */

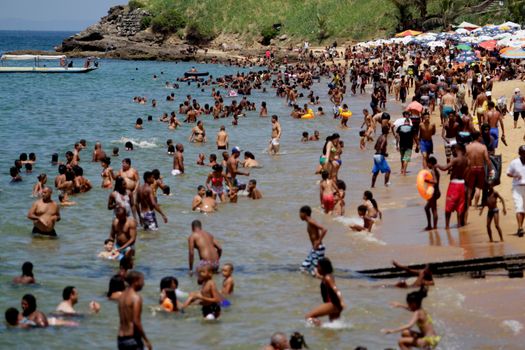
xmin=21 ymin=294 xmax=48 ymax=327
xmin=305 ymin=258 xmax=345 ymax=326
xmin=136 ymin=171 xmax=168 ymax=231
xmin=27 ymin=187 xmax=60 ymax=237
xmin=117 ymin=271 xmax=152 ymax=350
xmin=269 ymin=115 xmax=282 ymax=155
xmin=188 ymin=220 xmax=222 ymax=274
xmin=12 ymin=261 xmax=35 ymax=284
xmin=299 ymin=206 xmax=327 ymax=274
xmin=92 ymin=142 xmax=107 ymax=162
xmin=263 ymin=332 xmax=290 ymax=350
xmin=182 ymin=264 xmax=222 ymax=320
xmin=247 ymin=179 xmax=262 ymax=199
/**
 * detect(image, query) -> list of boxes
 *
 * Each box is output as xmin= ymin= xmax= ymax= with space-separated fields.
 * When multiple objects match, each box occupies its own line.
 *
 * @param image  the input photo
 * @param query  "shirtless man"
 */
xmin=200 ymin=190 xmax=218 ymax=213
xmin=118 ymin=158 xmax=139 ymax=193
xmin=472 ymin=89 xmax=488 ymax=126
xmin=330 ymin=87 xmax=343 ymax=117
xmin=117 ymin=271 xmax=151 ymax=350
xmin=110 ymin=206 xmax=138 ymax=257
xmin=486 ymin=101 xmax=505 ymax=149
xmin=466 ymin=131 xmax=493 ymax=212
xmin=299 ymin=205 xmax=327 ymax=275
xmin=172 ymin=144 xmax=184 ymax=175
xmin=192 ymin=185 xmax=206 ymax=211
xmin=227 ymin=147 xmax=249 ymax=187
xmin=188 ymin=220 xmax=222 ymax=274
xmin=440 ymin=88 xmax=456 ymax=125
xmin=27 ymin=187 xmax=60 ymax=237
xmin=419 ymin=112 xmax=436 ymax=168
xmin=442 ymin=112 xmax=460 ymax=163
xmin=269 ymin=115 xmax=282 ymax=155
xmin=216 ymin=126 xmax=229 ymax=150
xmin=92 ymin=142 xmax=107 ymax=162
xmin=437 ymin=143 xmax=469 ymax=229
xmin=72 ymin=142 xmax=82 ymax=164
xmin=136 ymin=171 xmax=168 ymax=231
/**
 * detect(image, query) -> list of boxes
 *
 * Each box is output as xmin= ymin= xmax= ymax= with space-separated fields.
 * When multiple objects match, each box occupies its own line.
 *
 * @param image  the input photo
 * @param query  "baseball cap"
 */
xmin=486 ymin=91 xmax=491 ymax=96
xmin=231 ymin=146 xmax=241 ymax=154
xmin=515 ymin=88 xmax=521 ymax=93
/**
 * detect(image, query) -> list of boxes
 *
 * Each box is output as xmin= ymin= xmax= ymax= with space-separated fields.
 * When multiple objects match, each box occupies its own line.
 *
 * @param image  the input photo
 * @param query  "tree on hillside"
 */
xmin=508 ymin=0 xmax=525 ymax=23
xmin=389 ymin=0 xmax=415 ymax=31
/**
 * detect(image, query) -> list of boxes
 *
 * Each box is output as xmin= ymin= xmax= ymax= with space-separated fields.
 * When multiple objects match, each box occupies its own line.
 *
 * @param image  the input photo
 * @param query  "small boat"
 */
xmin=184 ymin=71 xmax=209 ymax=77
xmin=0 ymin=54 xmax=97 ymax=74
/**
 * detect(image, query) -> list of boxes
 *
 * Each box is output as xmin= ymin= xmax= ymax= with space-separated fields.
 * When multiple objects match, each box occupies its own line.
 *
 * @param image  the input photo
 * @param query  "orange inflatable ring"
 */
xmin=417 ymin=169 xmax=434 ymax=200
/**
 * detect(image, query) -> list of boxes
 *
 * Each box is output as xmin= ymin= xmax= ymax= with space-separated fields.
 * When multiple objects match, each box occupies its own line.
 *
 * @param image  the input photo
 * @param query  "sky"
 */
xmin=0 ymin=0 xmax=124 ymax=31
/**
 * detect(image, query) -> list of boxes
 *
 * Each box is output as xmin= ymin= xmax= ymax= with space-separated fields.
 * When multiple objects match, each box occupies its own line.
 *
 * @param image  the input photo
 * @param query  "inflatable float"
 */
xmin=417 ymin=169 xmax=434 ymax=200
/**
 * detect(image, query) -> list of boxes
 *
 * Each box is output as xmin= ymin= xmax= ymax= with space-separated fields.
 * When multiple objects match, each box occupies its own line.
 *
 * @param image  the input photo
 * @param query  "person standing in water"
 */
xmin=269 ymin=115 xmax=282 ymax=155
xmin=118 ymin=158 xmax=139 ymax=194
xmin=117 ymin=271 xmax=152 ymax=350
xmin=188 ymin=220 xmax=222 ymax=274
xmin=216 ymin=125 xmax=229 ymax=150
xmin=136 ymin=171 xmax=168 ymax=231
xmin=27 ymin=187 xmax=60 ymax=237
xmin=305 ymin=258 xmax=344 ymax=326
xmin=371 ymin=125 xmax=391 ymax=188
xmin=299 ymin=206 xmax=328 ymax=274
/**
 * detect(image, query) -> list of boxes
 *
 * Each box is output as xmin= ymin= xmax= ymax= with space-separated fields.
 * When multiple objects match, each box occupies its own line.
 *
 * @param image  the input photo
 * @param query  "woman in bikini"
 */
xmin=100 ymin=157 xmax=114 ymax=189
xmin=206 ymin=165 xmax=231 ymax=203
xmin=305 ymin=258 xmax=345 ymax=326
xmin=189 ymin=120 xmax=207 ymax=143
xmin=382 ymin=287 xmax=440 ymax=349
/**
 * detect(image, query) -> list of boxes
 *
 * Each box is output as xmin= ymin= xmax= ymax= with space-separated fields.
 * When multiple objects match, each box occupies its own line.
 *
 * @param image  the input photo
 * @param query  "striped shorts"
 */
xmin=301 ymin=244 xmax=326 ymax=273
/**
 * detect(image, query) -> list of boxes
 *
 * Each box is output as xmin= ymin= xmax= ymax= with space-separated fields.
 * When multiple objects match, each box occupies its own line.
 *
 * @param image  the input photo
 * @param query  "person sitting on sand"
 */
xmin=13 ymin=261 xmax=35 ymax=284
xmin=382 ymin=287 xmax=440 ymax=350
xmin=349 ymin=205 xmax=374 ymax=232
xmin=305 ymin=258 xmax=344 ymax=326
xmin=391 ymin=261 xmax=434 ymax=289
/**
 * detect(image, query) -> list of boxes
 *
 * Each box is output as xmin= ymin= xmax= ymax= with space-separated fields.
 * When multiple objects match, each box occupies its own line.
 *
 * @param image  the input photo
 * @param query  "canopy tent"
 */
xmin=395 ymin=30 xmax=422 ymax=37
xmin=500 ymin=21 xmax=521 ymax=29
xmin=456 ymin=21 xmax=480 ymax=30
xmin=501 ymin=48 xmax=525 ymax=59
xmin=1 ymin=54 xmax=66 ymax=61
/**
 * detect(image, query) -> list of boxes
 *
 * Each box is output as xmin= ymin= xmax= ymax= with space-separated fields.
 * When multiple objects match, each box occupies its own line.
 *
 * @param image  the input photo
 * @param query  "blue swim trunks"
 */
xmin=420 ymin=139 xmax=433 ymax=155
xmin=490 ymin=127 xmax=499 ymax=148
xmin=442 ymin=106 xmax=454 ymax=118
xmin=372 ymin=154 xmax=391 ymax=174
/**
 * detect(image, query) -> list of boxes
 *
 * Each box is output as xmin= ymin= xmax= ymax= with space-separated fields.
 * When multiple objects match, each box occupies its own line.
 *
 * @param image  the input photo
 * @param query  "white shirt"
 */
xmin=507 ymin=158 xmax=525 ymax=186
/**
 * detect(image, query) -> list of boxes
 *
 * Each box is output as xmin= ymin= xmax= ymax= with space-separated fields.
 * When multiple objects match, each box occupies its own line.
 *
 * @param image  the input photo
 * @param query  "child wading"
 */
xmin=305 ymin=258 xmax=344 ymax=326
xmin=382 ymin=287 xmax=440 ymax=349
xmin=299 ymin=206 xmax=327 ymax=275
xmin=479 ymin=184 xmax=506 ymax=242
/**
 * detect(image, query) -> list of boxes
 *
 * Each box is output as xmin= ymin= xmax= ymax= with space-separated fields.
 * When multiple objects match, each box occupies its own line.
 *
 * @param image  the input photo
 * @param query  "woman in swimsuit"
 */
xmin=242 ymin=151 xmax=260 ymax=168
xmin=32 ymin=173 xmax=47 ymax=197
xmin=305 ymin=258 xmax=345 ymax=326
xmin=382 ymin=287 xmax=440 ymax=349
xmin=206 ymin=165 xmax=231 ymax=203
xmin=100 ymin=157 xmax=114 ymax=189
xmin=189 ymin=120 xmax=207 ymax=143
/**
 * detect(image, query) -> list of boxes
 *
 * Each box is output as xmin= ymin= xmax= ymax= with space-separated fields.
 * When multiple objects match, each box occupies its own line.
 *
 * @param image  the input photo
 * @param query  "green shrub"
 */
xmin=151 ymin=8 xmax=187 ymax=34
xmin=186 ymin=22 xmax=216 ymax=45
xmin=128 ymin=0 xmax=145 ymax=11
xmin=260 ymin=26 xmax=278 ymax=45
xmin=140 ymin=16 xmax=152 ymax=30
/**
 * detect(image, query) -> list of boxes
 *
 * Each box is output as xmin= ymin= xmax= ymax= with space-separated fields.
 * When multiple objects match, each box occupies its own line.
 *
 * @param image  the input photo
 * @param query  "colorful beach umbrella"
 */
xmin=395 ymin=30 xmax=422 ymax=38
xmin=456 ymin=44 xmax=472 ymax=51
xmin=455 ymin=51 xmax=478 ymax=63
xmin=479 ymin=40 xmax=497 ymax=51
xmin=501 ymin=48 xmax=525 ymax=59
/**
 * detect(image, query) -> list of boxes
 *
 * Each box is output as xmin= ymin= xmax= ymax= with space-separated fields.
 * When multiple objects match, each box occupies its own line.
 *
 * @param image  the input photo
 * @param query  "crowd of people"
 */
xmin=5 ymin=36 xmax=525 ymax=349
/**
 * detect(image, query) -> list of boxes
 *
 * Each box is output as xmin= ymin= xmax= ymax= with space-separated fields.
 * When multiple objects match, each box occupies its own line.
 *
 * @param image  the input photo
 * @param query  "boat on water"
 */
xmin=0 ymin=54 xmax=98 ymax=74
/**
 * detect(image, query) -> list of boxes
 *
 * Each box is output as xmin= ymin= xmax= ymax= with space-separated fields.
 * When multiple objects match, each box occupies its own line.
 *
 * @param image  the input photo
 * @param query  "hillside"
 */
xmin=55 ymin=0 xmax=515 ymax=60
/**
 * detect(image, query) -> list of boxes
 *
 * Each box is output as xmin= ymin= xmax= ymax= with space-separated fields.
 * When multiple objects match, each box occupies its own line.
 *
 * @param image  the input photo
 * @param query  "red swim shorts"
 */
xmin=322 ymin=194 xmax=335 ymax=211
xmin=445 ymin=181 xmax=466 ymax=213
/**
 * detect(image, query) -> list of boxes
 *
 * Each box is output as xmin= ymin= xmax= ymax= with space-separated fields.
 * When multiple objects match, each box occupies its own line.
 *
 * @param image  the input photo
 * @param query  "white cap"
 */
xmin=486 ymin=91 xmax=491 ymax=96
xmin=516 ymin=88 xmax=521 ymax=93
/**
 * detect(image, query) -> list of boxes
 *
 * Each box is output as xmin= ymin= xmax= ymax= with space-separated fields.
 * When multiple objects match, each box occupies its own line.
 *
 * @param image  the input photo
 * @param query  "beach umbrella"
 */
xmin=479 ymin=40 xmax=497 ymax=51
xmin=456 ymin=44 xmax=472 ymax=51
xmin=501 ymin=48 xmax=525 ymax=59
xmin=456 ymin=21 xmax=480 ymax=31
xmin=406 ymin=101 xmax=423 ymax=114
xmin=395 ymin=30 xmax=422 ymax=38
xmin=455 ymin=51 xmax=478 ymax=63
xmin=500 ymin=21 xmax=521 ymax=30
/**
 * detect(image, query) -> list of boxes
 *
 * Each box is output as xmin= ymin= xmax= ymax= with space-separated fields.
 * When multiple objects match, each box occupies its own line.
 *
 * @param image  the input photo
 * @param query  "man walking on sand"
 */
xmin=507 ymin=146 xmax=525 ymax=237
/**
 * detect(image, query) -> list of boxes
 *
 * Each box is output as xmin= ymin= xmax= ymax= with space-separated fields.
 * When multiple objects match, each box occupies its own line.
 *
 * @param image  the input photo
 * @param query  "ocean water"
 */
xmin=0 ymin=31 xmax=523 ymax=349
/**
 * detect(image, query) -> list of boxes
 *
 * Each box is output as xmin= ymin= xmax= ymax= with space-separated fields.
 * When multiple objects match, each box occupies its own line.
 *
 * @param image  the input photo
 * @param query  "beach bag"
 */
xmin=486 ymin=154 xmax=502 ymax=186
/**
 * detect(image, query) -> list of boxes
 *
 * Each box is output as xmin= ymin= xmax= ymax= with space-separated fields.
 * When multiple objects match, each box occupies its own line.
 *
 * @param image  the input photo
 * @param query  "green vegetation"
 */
xmin=129 ymin=0 xmax=521 ymax=43
xmin=128 ymin=0 xmax=145 ymax=11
